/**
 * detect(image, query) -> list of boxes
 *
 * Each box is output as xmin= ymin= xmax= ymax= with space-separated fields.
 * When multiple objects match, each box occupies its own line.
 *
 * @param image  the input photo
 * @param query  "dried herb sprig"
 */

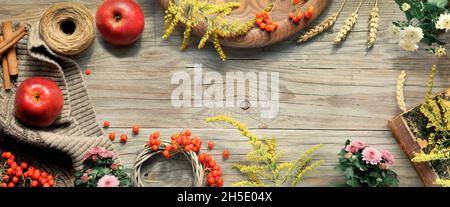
xmin=206 ymin=115 xmax=324 ymax=187
xmin=435 ymin=178 xmax=450 ymax=187
xmin=367 ymin=0 xmax=379 ymax=48
xmin=335 ymin=0 xmax=363 ymax=43
xmin=163 ymin=0 xmax=268 ymax=61
xmin=297 ymin=0 xmax=347 ymax=43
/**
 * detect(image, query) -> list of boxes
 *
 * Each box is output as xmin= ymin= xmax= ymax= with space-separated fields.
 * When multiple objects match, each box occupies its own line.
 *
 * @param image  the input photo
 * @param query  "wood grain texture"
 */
xmin=2 ymin=0 xmax=449 ymax=187
xmin=160 ymin=0 xmax=329 ymax=48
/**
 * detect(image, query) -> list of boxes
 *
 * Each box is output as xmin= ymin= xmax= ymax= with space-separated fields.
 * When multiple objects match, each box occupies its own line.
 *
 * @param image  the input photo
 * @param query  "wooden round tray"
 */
xmin=160 ymin=0 xmax=329 ymax=48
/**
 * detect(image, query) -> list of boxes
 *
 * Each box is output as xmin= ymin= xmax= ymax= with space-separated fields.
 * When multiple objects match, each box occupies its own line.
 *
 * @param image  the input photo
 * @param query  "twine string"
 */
xmin=39 ymin=2 xmax=95 ymax=56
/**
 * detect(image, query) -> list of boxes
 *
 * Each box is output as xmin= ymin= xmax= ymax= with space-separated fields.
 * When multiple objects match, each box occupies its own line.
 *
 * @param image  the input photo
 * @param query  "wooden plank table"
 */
xmin=3 ymin=0 xmax=450 ymax=187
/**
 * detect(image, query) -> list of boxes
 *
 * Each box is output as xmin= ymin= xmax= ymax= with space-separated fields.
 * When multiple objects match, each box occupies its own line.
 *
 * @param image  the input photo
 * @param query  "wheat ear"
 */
xmin=367 ymin=0 xmax=379 ymax=48
xmin=396 ymin=70 xmax=407 ymax=112
xmin=297 ymin=0 xmax=347 ymax=43
xmin=335 ymin=0 xmax=362 ymax=43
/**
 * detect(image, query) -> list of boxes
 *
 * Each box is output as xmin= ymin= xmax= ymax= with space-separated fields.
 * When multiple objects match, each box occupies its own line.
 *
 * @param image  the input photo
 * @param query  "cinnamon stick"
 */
xmin=0 ymin=36 xmax=11 ymax=90
xmin=2 ymin=21 xmax=18 ymax=76
xmin=0 ymin=26 xmax=27 ymax=56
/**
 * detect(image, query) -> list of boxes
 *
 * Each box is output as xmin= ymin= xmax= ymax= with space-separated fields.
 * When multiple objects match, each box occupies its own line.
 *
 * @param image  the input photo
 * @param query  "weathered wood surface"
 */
xmin=160 ymin=0 xmax=330 ymax=48
xmin=3 ymin=0 xmax=450 ymax=186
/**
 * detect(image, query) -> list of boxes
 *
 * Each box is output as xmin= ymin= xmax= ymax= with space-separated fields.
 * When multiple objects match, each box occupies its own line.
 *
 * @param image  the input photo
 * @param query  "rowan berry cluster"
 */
xmin=198 ymin=153 xmax=223 ymax=187
xmin=1 ymin=151 xmax=55 ymax=187
xmin=255 ymin=11 xmax=278 ymax=32
xmin=149 ymin=130 xmax=202 ymax=158
xmin=288 ymin=2 xmax=314 ymax=23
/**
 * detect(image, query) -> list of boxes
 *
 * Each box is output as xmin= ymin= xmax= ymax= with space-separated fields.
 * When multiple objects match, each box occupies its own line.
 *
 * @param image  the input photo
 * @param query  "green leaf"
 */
xmin=369 ymin=171 xmax=381 ymax=178
xmin=344 ymin=168 xmax=354 ymax=179
xmin=74 ymin=171 xmax=83 ymax=177
xmin=345 ymin=140 xmax=351 ymax=146
xmin=427 ymin=0 xmax=448 ymax=8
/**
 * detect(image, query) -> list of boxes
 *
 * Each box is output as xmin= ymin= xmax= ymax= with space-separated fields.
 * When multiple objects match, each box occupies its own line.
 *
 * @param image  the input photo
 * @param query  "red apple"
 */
xmin=15 ymin=77 xmax=64 ymax=128
xmin=96 ymin=0 xmax=145 ymax=46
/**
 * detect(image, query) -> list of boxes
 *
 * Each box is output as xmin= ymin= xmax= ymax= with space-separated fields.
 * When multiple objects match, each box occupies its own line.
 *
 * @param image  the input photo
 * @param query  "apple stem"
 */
xmin=34 ymin=95 xmax=40 ymax=102
xmin=114 ymin=14 xmax=122 ymax=22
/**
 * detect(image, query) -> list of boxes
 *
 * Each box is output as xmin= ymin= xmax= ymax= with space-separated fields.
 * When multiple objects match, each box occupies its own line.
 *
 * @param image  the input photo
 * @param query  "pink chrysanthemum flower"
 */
xmin=99 ymin=150 xmax=115 ymax=159
xmin=81 ymin=173 xmax=89 ymax=183
xmin=381 ymin=150 xmax=395 ymax=166
xmin=91 ymin=147 xmax=104 ymax=154
xmin=97 ymin=175 xmax=120 ymax=187
xmin=91 ymin=155 xmax=98 ymax=162
xmin=84 ymin=147 xmax=102 ymax=160
xmin=345 ymin=140 xmax=367 ymax=153
xmin=84 ymin=147 xmax=114 ymax=160
xmin=111 ymin=163 xmax=119 ymax=171
xmin=362 ymin=147 xmax=382 ymax=165
xmin=83 ymin=152 xmax=92 ymax=161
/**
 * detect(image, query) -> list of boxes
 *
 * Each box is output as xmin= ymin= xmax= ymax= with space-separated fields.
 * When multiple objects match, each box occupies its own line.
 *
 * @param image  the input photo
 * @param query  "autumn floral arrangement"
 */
xmin=207 ymin=115 xmax=324 ymax=187
xmin=336 ymin=140 xmax=399 ymax=187
xmin=391 ymin=0 xmax=450 ymax=56
xmin=74 ymin=147 xmax=130 ymax=187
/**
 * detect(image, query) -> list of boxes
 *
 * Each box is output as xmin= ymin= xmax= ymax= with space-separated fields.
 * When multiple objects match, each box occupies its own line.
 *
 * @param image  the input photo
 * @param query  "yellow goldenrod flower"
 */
xmin=162 ymin=0 xmax=271 ymax=61
xmin=207 ymin=115 xmax=324 ymax=187
xmin=435 ymin=179 xmax=450 ymax=187
xmin=412 ymin=150 xmax=450 ymax=162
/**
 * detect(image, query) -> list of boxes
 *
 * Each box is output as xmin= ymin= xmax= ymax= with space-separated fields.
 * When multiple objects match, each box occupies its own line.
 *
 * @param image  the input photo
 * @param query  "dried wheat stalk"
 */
xmin=297 ymin=0 xmax=347 ymax=43
xmin=367 ymin=0 xmax=379 ymax=48
xmin=396 ymin=70 xmax=407 ymax=112
xmin=335 ymin=0 xmax=362 ymax=43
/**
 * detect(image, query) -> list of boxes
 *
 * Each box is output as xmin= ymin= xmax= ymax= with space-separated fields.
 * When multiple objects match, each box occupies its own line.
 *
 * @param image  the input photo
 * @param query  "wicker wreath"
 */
xmin=132 ymin=141 xmax=205 ymax=187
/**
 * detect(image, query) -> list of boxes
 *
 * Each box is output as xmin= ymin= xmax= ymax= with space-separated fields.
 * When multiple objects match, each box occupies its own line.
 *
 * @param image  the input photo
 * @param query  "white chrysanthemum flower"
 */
xmin=399 ymin=40 xmax=419 ymax=52
xmin=436 ymin=13 xmax=450 ymax=31
xmin=401 ymin=3 xmax=411 ymax=11
xmin=389 ymin=24 xmax=401 ymax=39
xmin=435 ymin=46 xmax=447 ymax=57
xmin=400 ymin=26 xmax=424 ymax=43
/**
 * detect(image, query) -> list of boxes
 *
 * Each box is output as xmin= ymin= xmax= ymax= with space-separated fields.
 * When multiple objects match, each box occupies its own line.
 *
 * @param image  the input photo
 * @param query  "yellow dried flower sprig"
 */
xmin=435 ymin=179 xmax=450 ymax=187
xmin=412 ymin=149 xmax=450 ymax=162
xmin=206 ymin=115 xmax=324 ymax=187
xmin=163 ymin=0 xmax=271 ymax=61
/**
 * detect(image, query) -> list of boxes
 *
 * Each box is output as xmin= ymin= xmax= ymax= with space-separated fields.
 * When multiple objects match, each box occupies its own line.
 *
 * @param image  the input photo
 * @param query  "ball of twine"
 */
xmin=132 ymin=142 xmax=205 ymax=187
xmin=39 ymin=2 xmax=95 ymax=56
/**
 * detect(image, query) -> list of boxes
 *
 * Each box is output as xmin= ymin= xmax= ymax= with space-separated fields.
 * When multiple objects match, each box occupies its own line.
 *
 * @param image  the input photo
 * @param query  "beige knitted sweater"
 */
xmin=0 ymin=24 xmax=112 ymax=187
